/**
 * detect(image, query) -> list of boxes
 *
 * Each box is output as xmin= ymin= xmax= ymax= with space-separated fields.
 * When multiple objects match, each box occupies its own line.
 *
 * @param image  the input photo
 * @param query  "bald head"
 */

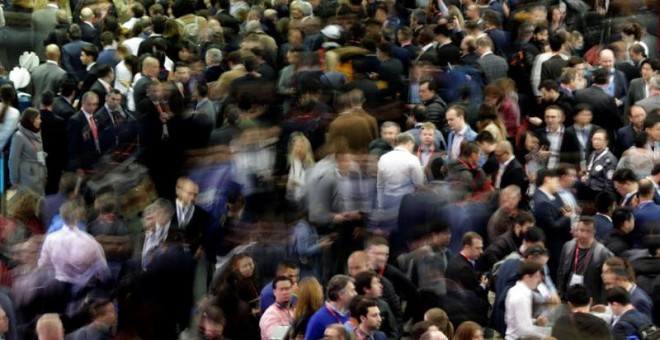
xmin=175 ymin=177 xmax=199 ymax=206
xmin=599 ymin=49 xmax=615 ymax=71
xmin=496 ymin=140 xmax=514 ymax=155
xmin=142 ymin=57 xmax=160 ymax=77
xmin=36 ymin=313 xmax=64 ymax=340
xmin=347 ymin=251 xmax=370 ymax=277
xmin=45 ymin=45 xmax=61 ymax=61
xmin=80 ymin=7 xmax=94 ymax=21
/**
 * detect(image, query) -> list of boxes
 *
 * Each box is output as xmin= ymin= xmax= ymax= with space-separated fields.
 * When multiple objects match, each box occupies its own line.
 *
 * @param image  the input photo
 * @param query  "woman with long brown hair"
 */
xmin=453 ymin=321 xmax=484 ymax=340
xmin=288 ymin=277 xmax=324 ymax=339
xmin=9 ymin=108 xmax=46 ymax=195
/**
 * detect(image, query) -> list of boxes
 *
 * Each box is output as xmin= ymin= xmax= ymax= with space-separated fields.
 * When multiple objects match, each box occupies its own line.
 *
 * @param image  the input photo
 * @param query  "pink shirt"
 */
xmin=259 ymin=302 xmax=293 ymax=340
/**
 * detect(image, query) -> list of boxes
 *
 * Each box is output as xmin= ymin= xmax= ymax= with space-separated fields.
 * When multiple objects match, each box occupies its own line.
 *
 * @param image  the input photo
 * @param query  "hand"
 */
xmin=615 ymin=98 xmax=622 ymax=107
xmin=344 ymin=211 xmax=362 ymax=221
xmin=536 ymin=316 xmax=548 ymax=327
xmin=194 ymin=248 xmax=204 ymax=260
xmin=480 ymin=275 xmax=489 ymax=287
xmin=561 ymin=206 xmax=573 ymax=217
xmin=529 ymin=116 xmax=543 ymax=126
xmin=318 ymin=238 xmax=334 ymax=248
xmin=548 ymin=294 xmax=561 ymax=305
xmin=333 ymin=213 xmax=346 ymax=224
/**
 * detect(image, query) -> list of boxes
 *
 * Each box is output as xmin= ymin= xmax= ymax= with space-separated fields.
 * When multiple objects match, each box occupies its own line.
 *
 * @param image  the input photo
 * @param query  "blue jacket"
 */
xmin=305 ymin=304 xmax=350 ymax=340
xmin=447 ymin=126 xmax=477 ymax=158
xmin=632 ymin=201 xmax=660 ymax=249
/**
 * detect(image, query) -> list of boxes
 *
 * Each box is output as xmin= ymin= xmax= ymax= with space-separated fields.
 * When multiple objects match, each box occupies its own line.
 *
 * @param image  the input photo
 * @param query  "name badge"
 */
xmin=36 ymin=151 xmax=46 ymax=166
xmin=569 ymin=274 xmax=584 ymax=286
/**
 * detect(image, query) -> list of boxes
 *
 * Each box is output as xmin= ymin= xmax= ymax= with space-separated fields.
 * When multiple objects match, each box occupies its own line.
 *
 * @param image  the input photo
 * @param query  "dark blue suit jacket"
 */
xmin=594 ymin=213 xmax=613 ymax=242
xmin=615 ymin=125 xmax=639 ymax=157
xmin=632 ymin=201 xmax=660 ymax=249
xmin=66 ymin=111 xmax=101 ymax=171
xmin=61 ymin=39 xmax=94 ymax=82
xmin=485 ymin=28 xmax=510 ymax=55
xmin=630 ymin=285 xmax=654 ymax=321
xmin=97 ymin=48 xmax=119 ymax=68
xmin=533 ymin=190 xmax=572 ymax=277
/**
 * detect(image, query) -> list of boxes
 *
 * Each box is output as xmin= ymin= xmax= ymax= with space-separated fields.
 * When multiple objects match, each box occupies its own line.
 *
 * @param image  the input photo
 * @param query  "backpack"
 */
xmin=177 ymin=16 xmax=200 ymax=44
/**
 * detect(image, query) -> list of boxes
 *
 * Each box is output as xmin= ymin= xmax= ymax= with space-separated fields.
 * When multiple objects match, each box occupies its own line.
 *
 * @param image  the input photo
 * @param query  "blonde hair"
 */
xmin=420 ymin=122 xmax=437 ymax=132
xmin=288 ymin=132 xmax=315 ymax=169
xmin=293 ymin=277 xmax=324 ymax=321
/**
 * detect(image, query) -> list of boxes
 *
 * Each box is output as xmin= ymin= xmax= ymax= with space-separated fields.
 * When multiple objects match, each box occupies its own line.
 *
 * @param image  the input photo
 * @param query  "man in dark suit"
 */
xmin=171 ymin=177 xmax=210 ymax=259
xmin=133 ymin=57 xmax=160 ymax=107
xmin=475 ymin=36 xmax=508 ymax=85
xmin=632 ymin=179 xmax=660 ymax=249
xmin=599 ymin=49 xmax=628 ymax=109
xmin=97 ymin=31 xmax=119 ymax=67
xmin=376 ymin=42 xmax=404 ymax=100
xmin=536 ymin=105 xmax=582 ymax=169
xmin=52 ymin=79 xmax=77 ymax=120
xmin=31 ymin=0 xmax=59 ymax=59
xmin=30 ymin=44 xmax=68 ymax=107
xmin=95 ymin=89 xmax=135 ymax=154
xmin=40 ymin=91 xmax=68 ymax=195
xmin=61 ymin=24 xmax=94 ymax=83
xmin=540 ymin=34 xmax=569 ymax=84
xmin=89 ymin=64 xmax=114 ymax=109
xmin=616 ymin=105 xmax=647 ymax=156
xmin=565 ymin=103 xmax=602 ymax=165
xmin=602 ymin=266 xmax=654 ymax=320
xmin=66 ymin=91 xmax=101 ymax=173
xmin=532 ymin=168 xmax=573 ymax=278
xmin=493 ymin=140 xmax=525 ymax=191
xmin=444 ymin=232 xmax=489 ymax=326
xmin=215 ymin=0 xmax=240 ymax=36
xmin=574 ymin=68 xmax=623 ymax=135
xmin=137 ymin=16 xmax=167 ymax=56
xmin=433 ymin=24 xmax=460 ymax=68
xmin=539 ymin=79 xmax=575 ymax=126
xmin=79 ymin=7 xmax=99 ymax=46
xmin=626 ymin=58 xmax=659 ymax=114
xmin=204 ymin=48 xmax=225 ymax=83
xmin=636 ymin=75 xmax=660 ymax=114
xmin=482 ymin=11 xmax=509 ymax=56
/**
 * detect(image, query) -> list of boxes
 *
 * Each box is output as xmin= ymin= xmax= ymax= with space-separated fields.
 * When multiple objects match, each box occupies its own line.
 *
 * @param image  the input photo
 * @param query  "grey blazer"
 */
xmin=626 ymin=78 xmax=647 ymax=113
xmin=31 ymin=61 xmax=67 ymax=107
xmin=31 ymin=6 xmax=58 ymax=59
xmin=8 ymin=126 xmax=46 ymax=195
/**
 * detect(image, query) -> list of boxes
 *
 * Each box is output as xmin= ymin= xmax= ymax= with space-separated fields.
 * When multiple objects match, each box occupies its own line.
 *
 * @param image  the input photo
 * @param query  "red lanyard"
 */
xmin=325 ymin=303 xmax=344 ymax=324
xmin=573 ymin=244 xmax=593 ymax=275
xmin=417 ymin=145 xmax=435 ymax=165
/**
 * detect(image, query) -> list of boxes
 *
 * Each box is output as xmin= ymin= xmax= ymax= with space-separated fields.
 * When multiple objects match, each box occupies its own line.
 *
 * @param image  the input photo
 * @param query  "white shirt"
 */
xmin=122 ymin=37 xmax=144 ymax=56
xmin=376 ymin=146 xmax=425 ymax=208
xmin=546 ymin=125 xmax=564 ymax=169
xmin=505 ymin=281 xmax=552 ymax=340
xmin=495 ymin=155 xmax=515 ymax=189
xmin=121 ymin=17 xmax=140 ymax=30
xmin=0 ymin=104 xmax=19 ymax=149
xmin=450 ymin=126 xmax=468 ymax=159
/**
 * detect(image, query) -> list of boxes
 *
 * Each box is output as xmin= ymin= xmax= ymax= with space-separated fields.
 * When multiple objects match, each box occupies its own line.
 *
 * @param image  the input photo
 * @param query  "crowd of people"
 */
xmin=0 ymin=0 xmax=657 ymax=338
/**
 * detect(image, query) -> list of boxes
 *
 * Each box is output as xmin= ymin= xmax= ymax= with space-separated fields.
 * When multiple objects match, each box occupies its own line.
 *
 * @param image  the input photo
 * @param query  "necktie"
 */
xmin=88 ymin=115 xmax=98 ymax=140
xmin=111 ymin=110 xmax=122 ymax=125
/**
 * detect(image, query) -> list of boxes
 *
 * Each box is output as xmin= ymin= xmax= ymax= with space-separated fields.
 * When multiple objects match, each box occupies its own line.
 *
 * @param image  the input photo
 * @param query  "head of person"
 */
xmin=396 ymin=132 xmax=416 ymax=153
xmin=518 ymin=260 xmax=544 ymax=290
xmin=459 ymin=141 xmax=481 ymax=167
xmin=575 ymin=216 xmax=596 ymax=248
xmin=59 ymin=199 xmax=86 ymax=227
xmin=453 ymin=321 xmax=484 ymax=340
xmin=420 ymin=122 xmax=437 ymax=147
xmin=423 ymin=308 xmax=453 ymax=339
xmin=513 ymin=211 xmax=535 ymax=239
xmin=365 ymin=236 xmax=389 ymax=270
xmin=640 ymin=58 xmax=660 ymax=81
xmin=533 ymin=23 xmax=549 ymax=44
xmin=595 ymin=192 xmax=616 ymax=215
xmin=198 ymin=303 xmax=226 ymax=339
xmin=419 ymin=79 xmax=438 ymax=102
xmin=612 ymin=169 xmax=638 ymax=196
xmin=598 ymin=49 xmax=615 ymax=72
xmin=612 ymin=207 xmax=634 ymax=236
xmin=476 ymin=130 xmax=496 ymax=156
xmin=428 ymin=219 xmax=452 ymax=249
xmin=327 ymin=274 xmax=357 ymax=307
xmin=446 ymin=105 xmax=467 ymax=132
xmin=272 ymin=275 xmax=294 ymax=304
xmin=645 ymin=114 xmax=660 ymax=142
xmin=88 ymin=299 xmax=116 ymax=327
xmin=231 ymin=253 xmax=255 ymax=279
xmin=20 ymin=107 xmax=41 ymax=133
xmin=380 ymin=121 xmax=400 ymax=147
xmin=522 ymin=244 xmax=549 ymax=266
xmin=356 ymin=298 xmax=382 ymax=332
xmin=354 ymin=271 xmax=383 ymax=299
xmin=590 ymin=129 xmax=609 ymax=152
xmin=175 ymin=177 xmax=199 ymax=207
xmin=460 ymin=232 xmax=483 ymax=261
xmin=565 ymin=284 xmax=593 ymax=310
xmin=602 ymin=265 xmax=633 ymax=291
xmin=573 ymin=103 xmax=593 ymax=127
xmin=544 ymin=105 xmax=565 ymax=131
xmin=104 ymin=89 xmax=122 ymax=112
xmin=347 ymin=251 xmax=371 ymax=277
xmin=412 ymin=320 xmax=448 ymax=340
xmin=81 ymin=91 xmax=100 ymax=115
xmin=591 ymin=67 xmax=611 ymax=86
xmin=80 ymin=45 xmax=99 ymax=66
xmin=324 ymin=324 xmax=351 ymax=340
xmin=536 ymin=168 xmax=561 ymax=194
xmin=629 ymin=105 xmax=647 ymax=131
xmin=606 ymin=286 xmax=633 ymax=316
xmin=498 ymin=185 xmax=522 ymax=212
xmin=36 ymin=313 xmax=64 ymax=340
xmin=522 ymin=227 xmax=546 ymax=249
xmin=141 ymin=56 xmax=160 ymax=78
xmin=493 ymin=140 xmax=514 ymax=164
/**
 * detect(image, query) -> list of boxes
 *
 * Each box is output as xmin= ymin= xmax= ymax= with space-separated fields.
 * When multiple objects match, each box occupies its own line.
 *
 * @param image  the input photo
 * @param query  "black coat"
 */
xmin=170 ymin=203 xmax=211 ymax=257
xmin=66 ymin=110 xmax=101 ymax=171
xmin=574 ymin=86 xmax=622 ymax=133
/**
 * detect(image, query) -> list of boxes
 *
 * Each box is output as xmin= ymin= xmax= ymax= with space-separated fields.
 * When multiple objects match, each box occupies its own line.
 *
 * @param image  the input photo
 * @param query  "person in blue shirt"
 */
xmin=353 ymin=298 xmax=387 ymax=340
xmin=259 ymin=259 xmax=299 ymax=313
xmin=305 ymin=275 xmax=357 ymax=340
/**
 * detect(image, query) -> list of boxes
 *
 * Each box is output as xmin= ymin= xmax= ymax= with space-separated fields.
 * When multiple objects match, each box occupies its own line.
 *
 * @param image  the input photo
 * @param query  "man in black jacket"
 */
xmin=482 ymin=211 xmax=535 ymax=268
